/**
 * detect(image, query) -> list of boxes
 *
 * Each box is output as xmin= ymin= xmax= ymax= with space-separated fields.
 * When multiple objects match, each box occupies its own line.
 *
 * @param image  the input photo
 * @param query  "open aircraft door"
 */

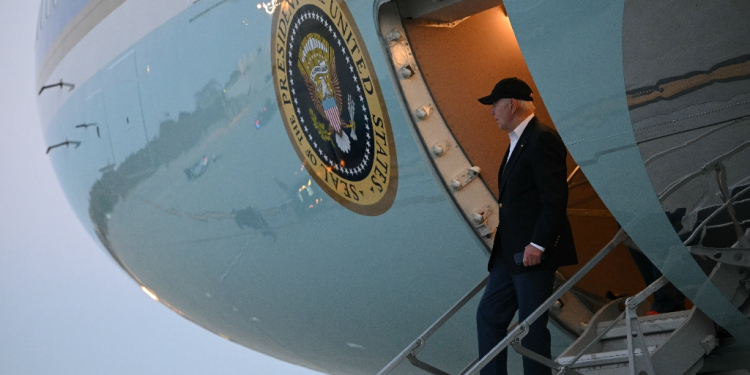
xmin=375 ymin=0 xmax=750 ymax=373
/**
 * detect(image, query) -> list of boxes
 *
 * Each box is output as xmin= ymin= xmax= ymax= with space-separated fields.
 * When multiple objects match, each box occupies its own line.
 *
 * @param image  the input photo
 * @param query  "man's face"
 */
xmin=491 ymin=98 xmax=514 ymax=132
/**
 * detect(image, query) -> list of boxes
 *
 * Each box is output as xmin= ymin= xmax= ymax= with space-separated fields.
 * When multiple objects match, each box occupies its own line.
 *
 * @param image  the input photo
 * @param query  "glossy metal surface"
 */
xmin=35 ymin=0 xmax=92 ymax=69
xmin=622 ymin=0 xmax=750 ymax=252
xmin=39 ymin=0 xmax=750 ymax=373
xmin=39 ymin=1 xmax=492 ymax=374
xmin=504 ymin=0 xmax=750 ymax=349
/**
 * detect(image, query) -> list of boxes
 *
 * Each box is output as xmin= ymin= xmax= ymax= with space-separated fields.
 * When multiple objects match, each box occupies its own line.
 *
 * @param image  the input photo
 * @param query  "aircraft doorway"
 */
xmin=401 ymin=6 xmax=552 ymax=197
xmin=377 ymin=0 xmax=660 ymax=338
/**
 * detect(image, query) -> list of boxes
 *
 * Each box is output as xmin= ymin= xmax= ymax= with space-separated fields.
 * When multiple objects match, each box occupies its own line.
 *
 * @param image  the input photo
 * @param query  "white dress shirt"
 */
xmin=506 ymin=114 xmax=534 ymax=162
xmin=505 ymin=114 xmax=545 ymax=252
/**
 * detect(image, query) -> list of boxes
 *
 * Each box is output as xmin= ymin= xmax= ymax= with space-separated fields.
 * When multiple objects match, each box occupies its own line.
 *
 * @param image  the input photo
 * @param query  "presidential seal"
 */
xmin=271 ymin=0 xmax=397 ymax=216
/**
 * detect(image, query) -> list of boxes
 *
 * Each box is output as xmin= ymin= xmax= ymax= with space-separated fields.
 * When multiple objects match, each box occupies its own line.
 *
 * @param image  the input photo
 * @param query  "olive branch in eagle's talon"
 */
xmin=309 ymin=109 xmax=332 ymax=142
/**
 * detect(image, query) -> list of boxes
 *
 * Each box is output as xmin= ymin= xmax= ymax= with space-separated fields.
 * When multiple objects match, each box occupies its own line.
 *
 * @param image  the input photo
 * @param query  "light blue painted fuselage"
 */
xmin=37 ymin=0 xmax=750 ymax=373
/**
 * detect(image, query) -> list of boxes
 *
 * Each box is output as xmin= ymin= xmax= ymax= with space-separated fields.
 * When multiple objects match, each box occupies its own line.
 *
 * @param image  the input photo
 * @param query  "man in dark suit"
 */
xmin=476 ymin=78 xmax=577 ymax=375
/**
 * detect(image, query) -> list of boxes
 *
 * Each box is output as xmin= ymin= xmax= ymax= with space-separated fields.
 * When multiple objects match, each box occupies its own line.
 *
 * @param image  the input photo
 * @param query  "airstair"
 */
xmin=376 ymin=226 xmax=747 ymax=375
xmin=377 ymin=161 xmax=750 ymax=375
xmin=555 ymin=295 xmax=716 ymax=375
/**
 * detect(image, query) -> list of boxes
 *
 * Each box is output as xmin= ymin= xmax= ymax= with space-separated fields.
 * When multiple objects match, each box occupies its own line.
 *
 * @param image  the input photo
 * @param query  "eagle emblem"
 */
xmin=297 ymin=34 xmax=357 ymax=153
xmin=272 ymin=0 xmax=398 ymax=215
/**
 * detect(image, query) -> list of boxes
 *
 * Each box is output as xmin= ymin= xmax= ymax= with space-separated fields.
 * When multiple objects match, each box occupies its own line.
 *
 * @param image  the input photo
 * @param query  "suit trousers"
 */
xmin=476 ymin=262 xmax=556 ymax=375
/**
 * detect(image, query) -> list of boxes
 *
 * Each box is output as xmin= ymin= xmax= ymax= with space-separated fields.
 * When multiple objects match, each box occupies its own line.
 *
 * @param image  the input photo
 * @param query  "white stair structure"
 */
xmin=557 ymin=305 xmax=716 ymax=375
xmin=376 ymin=228 xmax=746 ymax=375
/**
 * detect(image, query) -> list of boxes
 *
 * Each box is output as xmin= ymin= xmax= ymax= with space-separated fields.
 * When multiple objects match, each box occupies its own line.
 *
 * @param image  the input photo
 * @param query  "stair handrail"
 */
xmin=380 ymin=178 xmax=745 ymax=375
xmin=682 ymin=184 xmax=750 ymax=246
xmin=556 ymin=275 xmax=669 ymax=374
xmin=555 ymin=181 xmax=747 ymax=373
xmin=376 ymin=277 xmax=489 ymax=375
xmin=377 ymin=228 xmax=629 ymax=375
xmin=559 ymin=310 xmax=627 ymax=373
xmin=657 ymin=141 xmax=750 ymax=201
xmin=461 ymin=228 xmax=629 ymax=375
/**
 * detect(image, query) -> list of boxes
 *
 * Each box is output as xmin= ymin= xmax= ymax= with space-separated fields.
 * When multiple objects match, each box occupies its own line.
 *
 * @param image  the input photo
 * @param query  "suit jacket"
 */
xmin=488 ymin=117 xmax=577 ymax=274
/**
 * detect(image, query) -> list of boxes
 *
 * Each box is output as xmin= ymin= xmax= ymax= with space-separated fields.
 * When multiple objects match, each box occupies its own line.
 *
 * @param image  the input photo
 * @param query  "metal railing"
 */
xmin=654 ymin=140 xmax=750 ymax=249
xmin=683 ymin=184 xmax=750 ymax=246
xmin=376 ymin=278 xmax=488 ymax=375
xmin=557 ymin=276 xmax=669 ymax=375
xmin=379 ymin=167 xmax=749 ymax=375
xmin=378 ymin=229 xmax=629 ymax=375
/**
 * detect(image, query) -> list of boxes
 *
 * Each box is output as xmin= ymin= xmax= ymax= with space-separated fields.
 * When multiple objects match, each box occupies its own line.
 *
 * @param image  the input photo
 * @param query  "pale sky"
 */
xmin=0 ymin=2 xmax=322 ymax=374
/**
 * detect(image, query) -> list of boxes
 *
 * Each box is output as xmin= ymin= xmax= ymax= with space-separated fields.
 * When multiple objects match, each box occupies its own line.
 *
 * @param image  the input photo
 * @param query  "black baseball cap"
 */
xmin=478 ymin=77 xmax=534 ymax=105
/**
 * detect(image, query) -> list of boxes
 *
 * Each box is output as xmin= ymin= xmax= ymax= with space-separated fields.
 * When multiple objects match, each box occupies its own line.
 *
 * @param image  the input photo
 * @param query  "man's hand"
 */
xmin=523 ymin=244 xmax=543 ymax=267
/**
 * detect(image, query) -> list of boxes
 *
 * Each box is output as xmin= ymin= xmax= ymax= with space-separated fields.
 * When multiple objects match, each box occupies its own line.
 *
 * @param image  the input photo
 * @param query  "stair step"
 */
xmin=558 ymin=346 xmax=656 ymax=369
xmin=572 ymin=310 xmax=689 ymax=353
xmin=556 ymin=308 xmax=718 ymax=374
xmin=596 ymin=310 xmax=691 ymax=339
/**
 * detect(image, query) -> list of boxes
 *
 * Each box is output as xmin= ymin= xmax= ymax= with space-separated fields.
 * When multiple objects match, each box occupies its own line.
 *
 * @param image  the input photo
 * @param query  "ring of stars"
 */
xmin=288 ymin=9 xmax=373 ymax=179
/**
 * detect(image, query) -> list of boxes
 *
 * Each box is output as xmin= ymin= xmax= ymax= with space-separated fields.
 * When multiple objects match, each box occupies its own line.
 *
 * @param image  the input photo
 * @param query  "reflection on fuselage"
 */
xmin=39 ymin=2 xmax=496 ymax=374
xmin=38 ymin=0 xmax=750 ymax=373
xmin=623 ymin=0 xmax=750 ymax=250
